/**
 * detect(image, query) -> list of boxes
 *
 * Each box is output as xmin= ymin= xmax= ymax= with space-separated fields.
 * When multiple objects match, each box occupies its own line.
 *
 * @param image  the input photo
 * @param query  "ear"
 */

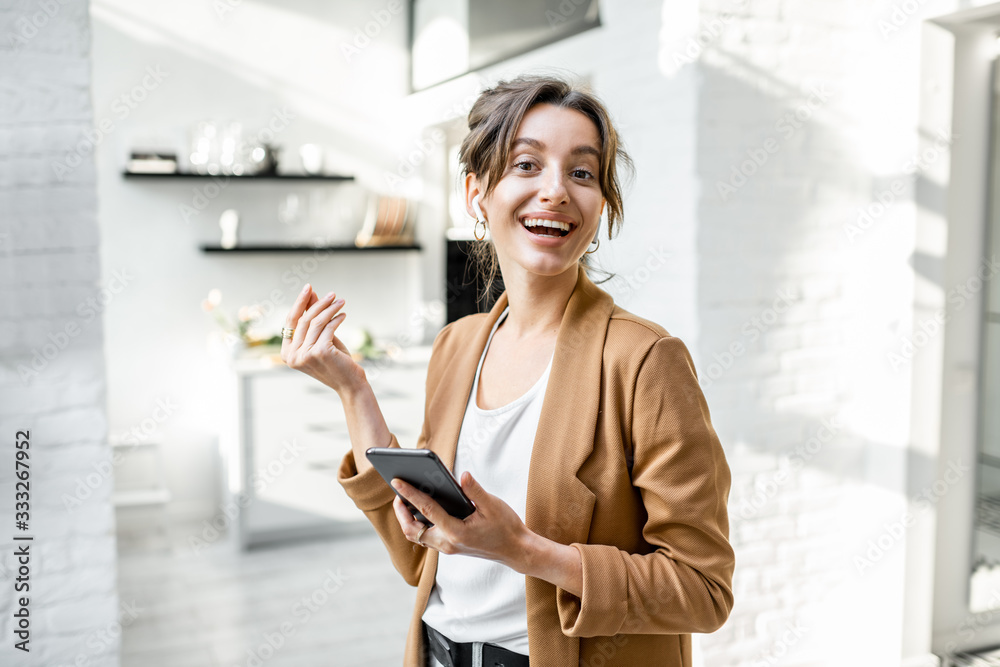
xmin=465 ymin=173 xmax=484 ymax=221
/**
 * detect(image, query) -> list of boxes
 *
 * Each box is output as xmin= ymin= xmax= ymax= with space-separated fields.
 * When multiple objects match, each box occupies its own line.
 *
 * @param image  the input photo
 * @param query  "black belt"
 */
xmin=423 ymin=622 xmax=529 ymax=667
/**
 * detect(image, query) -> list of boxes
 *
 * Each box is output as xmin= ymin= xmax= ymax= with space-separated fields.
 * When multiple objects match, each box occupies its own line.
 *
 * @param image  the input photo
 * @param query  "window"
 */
xmin=410 ymin=0 xmax=601 ymax=91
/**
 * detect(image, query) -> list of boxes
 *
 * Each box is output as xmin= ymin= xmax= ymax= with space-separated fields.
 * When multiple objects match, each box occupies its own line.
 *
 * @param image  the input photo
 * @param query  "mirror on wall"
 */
xmin=410 ymin=0 xmax=601 ymax=91
xmin=971 ymin=54 xmax=1000 ymax=613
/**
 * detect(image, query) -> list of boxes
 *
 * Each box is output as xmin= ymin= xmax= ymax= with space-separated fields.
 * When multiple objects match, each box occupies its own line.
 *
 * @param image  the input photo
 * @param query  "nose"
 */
xmin=539 ymin=169 xmax=569 ymax=205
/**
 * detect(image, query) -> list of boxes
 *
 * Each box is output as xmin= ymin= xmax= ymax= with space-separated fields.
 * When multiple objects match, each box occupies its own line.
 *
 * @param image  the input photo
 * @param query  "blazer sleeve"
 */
xmin=336 ymin=321 xmax=456 ymax=587
xmin=555 ymin=335 xmax=736 ymax=636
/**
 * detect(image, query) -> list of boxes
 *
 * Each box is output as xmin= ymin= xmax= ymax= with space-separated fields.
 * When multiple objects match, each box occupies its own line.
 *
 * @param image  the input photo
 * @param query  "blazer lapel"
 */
xmin=526 ymin=264 xmax=614 ymax=666
xmin=524 ymin=264 xmax=614 ymax=540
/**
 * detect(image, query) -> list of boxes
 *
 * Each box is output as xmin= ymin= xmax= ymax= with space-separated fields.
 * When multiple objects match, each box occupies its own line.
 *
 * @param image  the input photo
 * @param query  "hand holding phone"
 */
xmin=365 ymin=447 xmax=476 ymax=526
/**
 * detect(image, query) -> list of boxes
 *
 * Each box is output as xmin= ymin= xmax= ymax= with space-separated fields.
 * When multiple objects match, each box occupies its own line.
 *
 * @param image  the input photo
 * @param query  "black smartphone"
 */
xmin=365 ymin=447 xmax=476 ymax=526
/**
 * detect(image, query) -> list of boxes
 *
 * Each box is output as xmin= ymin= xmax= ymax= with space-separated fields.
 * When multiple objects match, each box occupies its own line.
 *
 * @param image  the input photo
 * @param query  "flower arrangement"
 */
xmin=201 ymin=288 xmax=280 ymax=347
xmin=201 ymin=288 xmax=394 ymax=361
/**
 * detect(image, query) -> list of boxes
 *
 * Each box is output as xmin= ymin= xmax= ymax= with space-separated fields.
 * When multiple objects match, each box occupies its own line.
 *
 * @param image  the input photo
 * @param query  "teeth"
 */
xmin=521 ymin=218 xmax=572 ymax=232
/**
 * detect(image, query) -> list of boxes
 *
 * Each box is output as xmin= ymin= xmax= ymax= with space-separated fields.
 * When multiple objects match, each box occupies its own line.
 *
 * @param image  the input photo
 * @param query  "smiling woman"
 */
xmin=281 ymin=73 xmax=735 ymax=667
xmin=459 ymin=76 xmax=631 ymax=302
xmin=467 ymin=103 xmax=605 ymax=287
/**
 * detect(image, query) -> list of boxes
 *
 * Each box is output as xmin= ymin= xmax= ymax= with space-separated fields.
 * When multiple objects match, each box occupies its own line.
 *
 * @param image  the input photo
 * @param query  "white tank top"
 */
xmin=421 ymin=306 xmax=552 ymax=655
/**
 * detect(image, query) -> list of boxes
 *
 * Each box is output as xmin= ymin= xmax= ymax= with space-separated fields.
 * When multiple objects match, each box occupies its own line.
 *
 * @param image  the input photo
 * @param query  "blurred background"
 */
xmin=2 ymin=0 xmax=1000 ymax=665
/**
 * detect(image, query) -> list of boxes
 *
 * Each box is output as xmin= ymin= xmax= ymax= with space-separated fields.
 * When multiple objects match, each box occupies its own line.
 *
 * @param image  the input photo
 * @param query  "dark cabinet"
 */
xmin=445 ymin=239 xmax=502 ymax=324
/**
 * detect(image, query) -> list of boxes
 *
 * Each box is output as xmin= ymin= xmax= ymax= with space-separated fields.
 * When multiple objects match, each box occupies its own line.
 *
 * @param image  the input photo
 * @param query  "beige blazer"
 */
xmin=338 ymin=263 xmax=735 ymax=666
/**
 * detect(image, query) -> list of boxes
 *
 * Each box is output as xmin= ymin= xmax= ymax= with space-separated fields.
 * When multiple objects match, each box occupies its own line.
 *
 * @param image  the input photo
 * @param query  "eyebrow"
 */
xmin=511 ymin=137 xmax=600 ymax=159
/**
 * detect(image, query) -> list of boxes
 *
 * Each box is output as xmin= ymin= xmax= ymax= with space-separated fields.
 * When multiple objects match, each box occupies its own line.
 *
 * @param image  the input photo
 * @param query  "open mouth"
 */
xmin=520 ymin=217 xmax=574 ymax=238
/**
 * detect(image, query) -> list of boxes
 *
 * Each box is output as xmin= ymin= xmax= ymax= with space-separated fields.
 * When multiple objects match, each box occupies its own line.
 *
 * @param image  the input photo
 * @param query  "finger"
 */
xmin=302 ymin=297 xmax=346 ymax=348
xmin=459 ymin=471 xmax=485 ymax=508
xmin=281 ymin=283 xmax=313 ymax=354
xmin=314 ymin=304 xmax=348 ymax=349
xmin=295 ymin=290 xmax=334 ymax=336
xmin=292 ymin=290 xmax=337 ymax=349
xmin=314 ymin=299 xmax=347 ymax=352
xmin=392 ymin=479 xmax=452 ymax=529
xmin=284 ymin=283 xmax=313 ymax=328
xmin=393 ymin=494 xmax=434 ymax=547
xmin=392 ymin=495 xmax=419 ymax=530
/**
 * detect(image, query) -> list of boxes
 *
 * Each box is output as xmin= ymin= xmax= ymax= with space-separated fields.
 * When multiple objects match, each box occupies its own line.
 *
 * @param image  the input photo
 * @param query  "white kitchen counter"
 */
xmin=220 ymin=344 xmax=432 ymax=548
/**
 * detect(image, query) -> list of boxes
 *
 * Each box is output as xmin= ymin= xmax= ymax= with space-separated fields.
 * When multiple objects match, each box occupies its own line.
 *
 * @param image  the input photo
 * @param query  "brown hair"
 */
xmin=458 ymin=73 xmax=634 ymax=300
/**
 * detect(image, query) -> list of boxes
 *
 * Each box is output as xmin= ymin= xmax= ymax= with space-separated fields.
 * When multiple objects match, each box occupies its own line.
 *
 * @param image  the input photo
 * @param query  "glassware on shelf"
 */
xmin=190 ymin=120 xmax=256 ymax=175
xmin=189 ymin=121 xmax=220 ymax=175
xmin=245 ymin=143 xmax=280 ymax=175
xmin=188 ymin=118 xmax=289 ymax=176
xmin=219 ymin=121 xmax=244 ymax=175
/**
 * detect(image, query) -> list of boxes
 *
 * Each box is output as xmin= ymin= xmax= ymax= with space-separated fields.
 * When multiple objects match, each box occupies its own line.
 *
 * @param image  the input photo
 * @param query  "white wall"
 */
xmin=89 ymin=0 xmax=442 ymax=524
xmin=0 ymin=1 xmax=121 ymax=665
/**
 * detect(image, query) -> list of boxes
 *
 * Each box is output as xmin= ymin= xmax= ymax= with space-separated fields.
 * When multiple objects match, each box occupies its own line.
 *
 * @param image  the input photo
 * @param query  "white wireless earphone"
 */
xmin=593 ymin=202 xmax=606 ymax=243
xmin=471 ymin=194 xmax=486 ymax=222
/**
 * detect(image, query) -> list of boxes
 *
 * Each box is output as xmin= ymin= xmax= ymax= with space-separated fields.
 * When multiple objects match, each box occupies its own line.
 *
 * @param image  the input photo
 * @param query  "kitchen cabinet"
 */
xmin=225 ymin=345 xmax=432 ymax=548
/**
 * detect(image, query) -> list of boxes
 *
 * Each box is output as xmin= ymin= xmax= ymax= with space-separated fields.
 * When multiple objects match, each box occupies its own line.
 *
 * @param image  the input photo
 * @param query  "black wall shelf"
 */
xmin=123 ymin=170 xmax=354 ymax=181
xmin=200 ymin=243 xmax=421 ymax=253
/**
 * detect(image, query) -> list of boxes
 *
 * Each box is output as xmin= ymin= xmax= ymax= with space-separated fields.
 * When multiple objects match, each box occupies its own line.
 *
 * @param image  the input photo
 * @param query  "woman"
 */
xmin=280 ymin=74 xmax=735 ymax=667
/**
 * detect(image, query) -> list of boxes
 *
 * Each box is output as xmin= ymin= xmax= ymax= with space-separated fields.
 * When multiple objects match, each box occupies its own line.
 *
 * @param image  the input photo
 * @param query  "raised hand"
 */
xmin=280 ymin=283 xmax=367 ymax=396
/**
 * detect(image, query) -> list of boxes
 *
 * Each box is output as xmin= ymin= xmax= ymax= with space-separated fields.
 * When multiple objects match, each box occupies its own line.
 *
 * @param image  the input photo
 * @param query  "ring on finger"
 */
xmin=415 ymin=524 xmax=429 ymax=546
xmin=281 ymin=327 xmax=295 ymax=339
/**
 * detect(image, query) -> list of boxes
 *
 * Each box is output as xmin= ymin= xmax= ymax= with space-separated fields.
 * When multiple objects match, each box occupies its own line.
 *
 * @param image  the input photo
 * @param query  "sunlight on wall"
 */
xmin=681 ymin=7 xmax=922 ymax=448
xmin=657 ymin=0 xmax=705 ymax=78
xmin=413 ymin=16 xmax=470 ymax=90
xmin=90 ymin=0 xmax=409 ymax=151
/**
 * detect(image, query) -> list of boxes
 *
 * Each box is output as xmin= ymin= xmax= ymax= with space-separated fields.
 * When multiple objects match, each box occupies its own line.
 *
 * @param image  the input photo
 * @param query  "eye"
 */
xmin=513 ymin=160 xmax=537 ymax=172
xmin=572 ymin=168 xmax=595 ymax=180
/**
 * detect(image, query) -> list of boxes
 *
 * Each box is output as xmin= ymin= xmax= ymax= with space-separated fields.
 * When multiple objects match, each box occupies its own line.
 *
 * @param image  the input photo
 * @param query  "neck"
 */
xmin=495 ymin=261 xmax=581 ymax=340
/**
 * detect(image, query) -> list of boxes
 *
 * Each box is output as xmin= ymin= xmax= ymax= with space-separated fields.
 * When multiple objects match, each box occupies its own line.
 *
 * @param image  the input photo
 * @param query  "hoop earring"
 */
xmin=585 ymin=237 xmax=600 ymax=254
xmin=474 ymin=219 xmax=487 ymax=241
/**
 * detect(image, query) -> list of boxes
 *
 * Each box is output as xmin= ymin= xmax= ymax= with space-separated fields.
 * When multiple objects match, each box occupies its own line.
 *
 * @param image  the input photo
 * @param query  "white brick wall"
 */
xmin=0 ymin=1 xmax=120 ymax=666
xmin=693 ymin=0 xmax=934 ymax=663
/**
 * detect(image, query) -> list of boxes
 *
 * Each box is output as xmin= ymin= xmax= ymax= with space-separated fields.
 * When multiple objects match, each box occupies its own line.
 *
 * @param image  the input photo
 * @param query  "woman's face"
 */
xmin=467 ymin=103 xmax=606 ymax=280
